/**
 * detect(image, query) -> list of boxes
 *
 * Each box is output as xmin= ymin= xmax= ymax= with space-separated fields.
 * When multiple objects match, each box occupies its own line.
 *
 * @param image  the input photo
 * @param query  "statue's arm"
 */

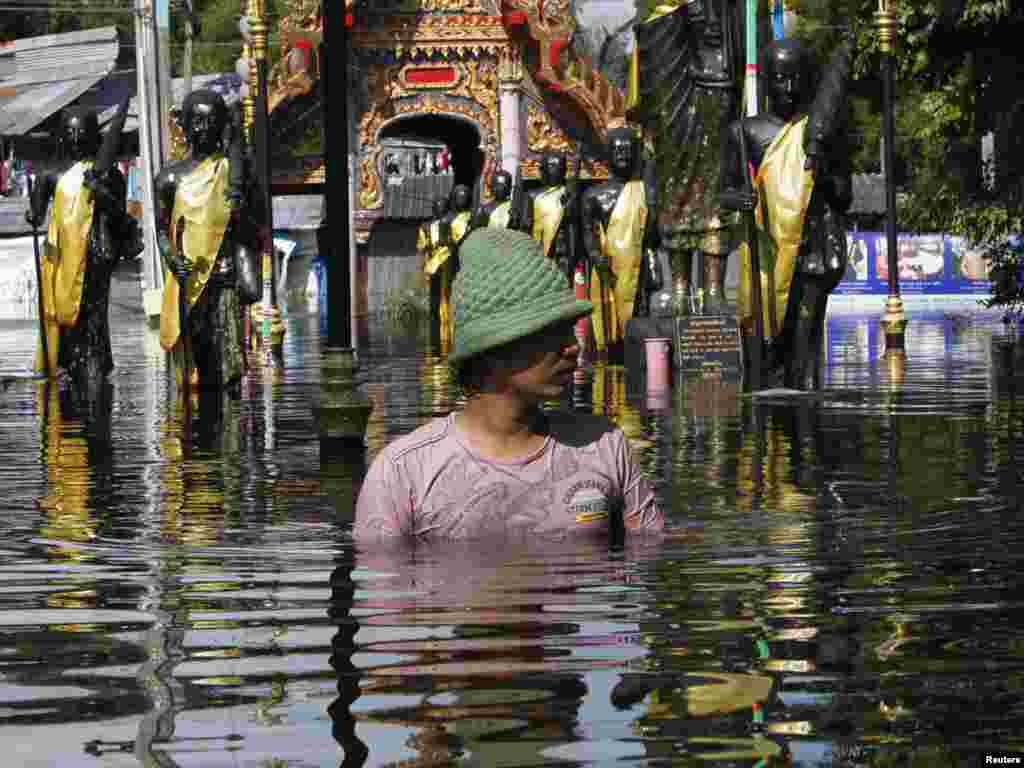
xmin=520 ymin=190 xmax=534 ymax=236
xmin=26 ymin=171 xmax=57 ymax=228
xmin=154 ymin=168 xmax=178 ymax=273
xmin=643 ymin=160 xmax=661 ymax=252
xmin=719 ymin=121 xmax=757 ymax=212
xmin=805 ymin=36 xmax=854 ymax=171
xmin=581 ymin=189 xmax=603 ymax=267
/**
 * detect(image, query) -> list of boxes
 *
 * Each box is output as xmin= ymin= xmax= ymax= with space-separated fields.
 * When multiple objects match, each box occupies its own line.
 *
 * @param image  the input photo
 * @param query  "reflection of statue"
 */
xmin=156 ymin=90 xmax=258 ymax=394
xmin=629 ymin=0 xmax=750 ymax=315
xmin=721 ymin=39 xmax=853 ymax=389
xmin=582 ymin=126 xmax=661 ymax=353
xmin=473 ymin=170 xmax=515 ymax=229
xmin=521 ymin=152 xmax=576 ymax=282
xmin=28 ymin=105 xmax=140 ymax=394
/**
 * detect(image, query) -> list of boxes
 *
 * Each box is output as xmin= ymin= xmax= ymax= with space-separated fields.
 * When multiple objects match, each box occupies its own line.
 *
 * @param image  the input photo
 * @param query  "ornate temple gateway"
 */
xmin=266 ymin=0 xmax=628 ymax=314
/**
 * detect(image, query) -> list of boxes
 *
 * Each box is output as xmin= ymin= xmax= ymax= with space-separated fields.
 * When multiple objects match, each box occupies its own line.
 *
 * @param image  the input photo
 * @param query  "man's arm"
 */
xmin=613 ymin=428 xmax=664 ymax=533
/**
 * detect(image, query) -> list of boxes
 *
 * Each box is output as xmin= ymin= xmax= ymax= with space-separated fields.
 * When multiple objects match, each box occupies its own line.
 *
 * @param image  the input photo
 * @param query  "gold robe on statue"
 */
xmin=159 ymin=156 xmax=232 ymax=352
xmin=531 ymin=186 xmax=566 ymax=260
xmin=35 ymin=161 xmax=95 ymax=374
xmin=488 ymin=200 xmax=512 ymax=229
xmin=589 ymin=180 xmax=648 ymax=352
xmin=736 ymin=117 xmax=814 ymax=339
xmin=423 ymin=211 xmax=471 ymax=349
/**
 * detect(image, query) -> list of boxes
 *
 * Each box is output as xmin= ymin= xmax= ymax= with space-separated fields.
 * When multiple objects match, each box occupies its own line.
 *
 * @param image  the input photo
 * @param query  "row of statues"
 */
xmin=29 ymin=89 xmax=259 ymax=403
xmin=419 ymin=30 xmax=853 ymax=389
xmin=28 ymin=23 xmax=852 ymax=398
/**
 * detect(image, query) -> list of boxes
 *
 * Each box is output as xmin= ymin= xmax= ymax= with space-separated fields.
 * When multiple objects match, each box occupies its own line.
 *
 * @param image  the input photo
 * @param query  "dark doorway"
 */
xmin=380 ymin=114 xmax=483 ymax=190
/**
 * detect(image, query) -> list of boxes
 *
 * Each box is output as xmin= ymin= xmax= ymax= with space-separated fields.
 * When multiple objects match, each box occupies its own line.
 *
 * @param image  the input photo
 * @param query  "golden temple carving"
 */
xmin=526 ymin=102 xmax=574 ymax=153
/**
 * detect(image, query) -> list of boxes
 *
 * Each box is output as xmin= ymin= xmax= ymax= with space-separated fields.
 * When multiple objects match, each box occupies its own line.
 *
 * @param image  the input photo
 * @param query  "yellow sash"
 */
xmin=35 ymin=161 xmax=94 ymax=373
xmin=424 ymin=220 xmax=449 ymax=276
xmin=159 ymin=156 xmax=232 ymax=351
xmin=488 ymin=200 xmax=512 ymax=229
xmin=589 ymin=180 xmax=647 ymax=351
xmin=736 ymin=117 xmax=814 ymax=339
xmin=532 ymin=186 xmax=566 ymax=259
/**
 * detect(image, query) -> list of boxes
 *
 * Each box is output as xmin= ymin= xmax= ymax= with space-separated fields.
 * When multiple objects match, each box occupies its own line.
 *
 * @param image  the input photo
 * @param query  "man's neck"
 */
xmin=458 ymin=395 xmax=547 ymax=458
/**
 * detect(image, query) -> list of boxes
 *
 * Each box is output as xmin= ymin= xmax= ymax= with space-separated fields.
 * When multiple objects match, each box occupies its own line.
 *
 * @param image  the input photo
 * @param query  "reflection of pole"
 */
xmin=877 ymin=0 xmax=907 ymax=357
xmin=329 ymin=555 xmax=368 ymax=768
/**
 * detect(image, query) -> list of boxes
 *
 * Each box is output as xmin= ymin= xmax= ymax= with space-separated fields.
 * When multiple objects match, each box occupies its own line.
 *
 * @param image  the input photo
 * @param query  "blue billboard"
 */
xmin=836 ymin=232 xmax=990 ymax=295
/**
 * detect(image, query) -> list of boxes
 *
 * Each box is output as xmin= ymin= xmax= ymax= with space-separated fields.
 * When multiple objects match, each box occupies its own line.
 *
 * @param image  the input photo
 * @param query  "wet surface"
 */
xmin=1 ymin=302 xmax=1024 ymax=766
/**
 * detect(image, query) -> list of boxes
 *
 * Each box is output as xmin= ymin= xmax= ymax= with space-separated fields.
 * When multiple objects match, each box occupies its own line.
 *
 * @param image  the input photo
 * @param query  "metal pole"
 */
xmin=137 ymin=0 xmax=165 ymax=321
xmin=877 ymin=0 xmax=907 ymax=356
xmin=323 ymin=1 xmax=352 ymax=350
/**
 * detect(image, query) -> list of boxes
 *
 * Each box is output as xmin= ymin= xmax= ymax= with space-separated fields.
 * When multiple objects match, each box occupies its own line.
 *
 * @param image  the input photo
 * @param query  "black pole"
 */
xmin=322 ymin=2 xmax=352 ymax=350
xmin=880 ymin=53 xmax=897 ymax=331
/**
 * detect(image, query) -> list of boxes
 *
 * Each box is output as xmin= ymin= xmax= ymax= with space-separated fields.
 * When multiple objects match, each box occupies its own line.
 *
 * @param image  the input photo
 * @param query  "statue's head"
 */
xmin=59 ymin=108 xmax=100 ymax=161
xmin=181 ymin=89 xmax=228 ymax=156
xmin=432 ymin=196 xmax=449 ymax=219
xmin=451 ymin=184 xmax=472 ymax=212
xmin=762 ymin=40 xmax=812 ymax=121
xmin=540 ymin=153 xmax=567 ymax=186
xmin=490 ymin=170 xmax=512 ymax=202
xmin=689 ymin=0 xmax=732 ymax=88
xmin=606 ymin=125 xmax=641 ymax=179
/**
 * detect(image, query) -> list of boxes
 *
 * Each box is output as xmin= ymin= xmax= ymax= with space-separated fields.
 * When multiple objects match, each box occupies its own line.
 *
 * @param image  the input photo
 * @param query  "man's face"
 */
xmin=186 ymin=102 xmax=222 ymax=155
xmin=542 ymin=156 xmax=567 ymax=186
xmin=452 ymin=185 xmax=471 ymax=211
xmin=766 ymin=50 xmax=806 ymax=121
xmin=491 ymin=173 xmax=511 ymax=201
xmin=488 ymin=319 xmax=581 ymax=401
xmin=609 ymin=136 xmax=635 ymax=176
xmin=63 ymin=115 xmax=98 ymax=161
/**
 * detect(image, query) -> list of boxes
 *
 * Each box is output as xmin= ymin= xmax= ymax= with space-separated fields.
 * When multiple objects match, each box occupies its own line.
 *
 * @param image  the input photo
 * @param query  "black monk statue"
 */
xmin=473 ymin=170 xmax=516 ymax=230
xmin=521 ymin=152 xmax=578 ymax=284
xmin=28 ymin=102 xmax=140 ymax=397
xmin=720 ymin=38 xmax=854 ymax=389
xmin=156 ymin=89 xmax=260 ymax=394
xmin=582 ymin=125 xmax=662 ymax=355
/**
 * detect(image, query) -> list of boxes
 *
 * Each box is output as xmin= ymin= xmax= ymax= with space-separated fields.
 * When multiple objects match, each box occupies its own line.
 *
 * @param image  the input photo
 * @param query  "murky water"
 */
xmin=2 ymin=301 xmax=1024 ymax=767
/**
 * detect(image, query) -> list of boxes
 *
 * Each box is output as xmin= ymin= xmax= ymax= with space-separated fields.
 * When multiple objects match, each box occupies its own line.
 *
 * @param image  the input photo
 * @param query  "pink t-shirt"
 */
xmin=354 ymin=411 xmax=663 ymax=540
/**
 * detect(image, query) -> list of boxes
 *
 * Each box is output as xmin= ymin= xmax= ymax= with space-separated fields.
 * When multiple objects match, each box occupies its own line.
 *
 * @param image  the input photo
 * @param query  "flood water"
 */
xmin=1 ymin=299 xmax=1024 ymax=767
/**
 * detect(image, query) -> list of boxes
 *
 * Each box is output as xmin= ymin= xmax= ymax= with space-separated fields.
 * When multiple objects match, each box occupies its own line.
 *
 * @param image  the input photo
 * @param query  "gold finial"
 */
xmin=875 ymin=0 xmax=898 ymax=54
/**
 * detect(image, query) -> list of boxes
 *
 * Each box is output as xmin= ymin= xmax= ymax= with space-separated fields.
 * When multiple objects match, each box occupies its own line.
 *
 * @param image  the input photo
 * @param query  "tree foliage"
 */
xmin=789 ymin=0 xmax=1024 ymax=310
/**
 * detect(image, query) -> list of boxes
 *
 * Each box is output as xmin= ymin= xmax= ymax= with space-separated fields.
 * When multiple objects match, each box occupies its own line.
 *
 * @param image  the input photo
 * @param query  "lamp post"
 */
xmin=315 ymin=0 xmax=372 ymax=450
xmin=877 ymin=0 xmax=907 ymax=357
xmin=241 ymin=0 xmax=284 ymax=363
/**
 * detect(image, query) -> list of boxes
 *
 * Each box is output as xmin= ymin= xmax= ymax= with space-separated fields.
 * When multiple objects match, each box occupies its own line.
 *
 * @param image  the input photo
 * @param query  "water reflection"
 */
xmin=1 ymin=310 xmax=1024 ymax=765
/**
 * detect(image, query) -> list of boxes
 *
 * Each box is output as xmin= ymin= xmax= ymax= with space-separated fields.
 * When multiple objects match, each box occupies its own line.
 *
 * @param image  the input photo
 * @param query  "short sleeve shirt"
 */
xmin=354 ymin=411 xmax=663 ymax=540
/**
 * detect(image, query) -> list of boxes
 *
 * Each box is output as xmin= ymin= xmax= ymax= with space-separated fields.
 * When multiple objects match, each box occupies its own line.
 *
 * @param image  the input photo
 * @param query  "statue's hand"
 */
xmin=24 ymin=209 xmax=45 ymax=228
xmin=173 ymin=257 xmax=191 ymax=285
xmin=722 ymin=190 xmax=758 ymax=212
xmin=804 ymin=139 xmax=825 ymax=172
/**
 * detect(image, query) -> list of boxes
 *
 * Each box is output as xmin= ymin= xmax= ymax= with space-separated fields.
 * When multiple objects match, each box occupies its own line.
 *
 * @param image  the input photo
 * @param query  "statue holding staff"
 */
xmin=157 ymin=89 xmax=260 ymax=395
xmin=521 ymin=152 xmax=578 ymax=284
xmin=720 ymin=38 xmax=854 ymax=388
xmin=27 ymin=102 xmax=140 ymax=396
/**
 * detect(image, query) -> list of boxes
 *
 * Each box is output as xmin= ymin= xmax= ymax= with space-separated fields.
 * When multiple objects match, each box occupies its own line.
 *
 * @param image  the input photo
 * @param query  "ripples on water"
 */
xmin=1 ymin=307 xmax=1024 ymax=766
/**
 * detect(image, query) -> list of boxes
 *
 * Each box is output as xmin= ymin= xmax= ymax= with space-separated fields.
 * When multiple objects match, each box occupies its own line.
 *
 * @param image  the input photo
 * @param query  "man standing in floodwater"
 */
xmin=354 ymin=228 xmax=664 ymax=540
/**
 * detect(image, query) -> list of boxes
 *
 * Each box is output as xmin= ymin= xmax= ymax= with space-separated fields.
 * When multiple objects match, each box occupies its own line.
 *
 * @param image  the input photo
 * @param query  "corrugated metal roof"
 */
xmin=0 ymin=27 xmax=119 ymax=136
xmin=382 ymin=174 xmax=454 ymax=220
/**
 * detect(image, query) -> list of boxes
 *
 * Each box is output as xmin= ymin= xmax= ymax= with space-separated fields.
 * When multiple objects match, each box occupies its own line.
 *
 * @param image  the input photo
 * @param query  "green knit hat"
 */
xmin=449 ymin=228 xmax=593 ymax=365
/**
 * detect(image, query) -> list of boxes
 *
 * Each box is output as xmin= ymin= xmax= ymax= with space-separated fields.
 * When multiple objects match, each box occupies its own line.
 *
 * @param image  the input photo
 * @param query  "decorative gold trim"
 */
xmin=504 ymin=0 xmax=626 ymax=142
xmin=520 ymin=156 xmax=608 ymax=181
xmin=353 ymin=14 xmax=510 ymax=57
xmin=526 ymin=102 xmax=573 ymax=153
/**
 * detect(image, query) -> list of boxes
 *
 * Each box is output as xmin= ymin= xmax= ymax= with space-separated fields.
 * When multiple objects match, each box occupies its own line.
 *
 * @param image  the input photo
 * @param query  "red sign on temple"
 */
xmin=404 ymin=67 xmax=457 ymax=86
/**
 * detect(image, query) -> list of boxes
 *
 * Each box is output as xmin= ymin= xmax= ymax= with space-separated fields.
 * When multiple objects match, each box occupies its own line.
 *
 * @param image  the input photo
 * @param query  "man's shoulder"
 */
xmin=376 ymin=416 xmax=455 ymax=465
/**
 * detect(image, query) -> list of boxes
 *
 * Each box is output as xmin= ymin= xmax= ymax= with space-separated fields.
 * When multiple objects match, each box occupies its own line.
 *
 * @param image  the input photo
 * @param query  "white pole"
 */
xmin=136 ymin=0 xmax=165 ymax=320
xmin=745 ymin=0 xmax=759 ymax=117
